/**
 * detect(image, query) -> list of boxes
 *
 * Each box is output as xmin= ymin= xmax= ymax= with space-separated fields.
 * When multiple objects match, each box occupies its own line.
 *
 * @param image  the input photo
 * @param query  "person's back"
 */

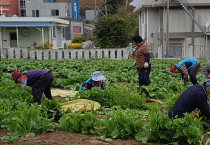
xmin=168 ymin=84 xmax=210 ymax=119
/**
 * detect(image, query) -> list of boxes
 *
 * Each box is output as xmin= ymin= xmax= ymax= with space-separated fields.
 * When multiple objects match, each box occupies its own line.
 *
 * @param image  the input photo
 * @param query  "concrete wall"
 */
xmin=25 ymin=2 xmax=71 ymax=18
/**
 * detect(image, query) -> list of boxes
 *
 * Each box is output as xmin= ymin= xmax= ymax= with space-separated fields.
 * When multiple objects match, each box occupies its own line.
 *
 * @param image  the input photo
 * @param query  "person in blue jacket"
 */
xmin=79 ymin=71 xmax=106 ymax=90
xmin=168 ymin=79 xmax=210 ymax=119
xmin=170 ymin=58 xmax=200 ymax=85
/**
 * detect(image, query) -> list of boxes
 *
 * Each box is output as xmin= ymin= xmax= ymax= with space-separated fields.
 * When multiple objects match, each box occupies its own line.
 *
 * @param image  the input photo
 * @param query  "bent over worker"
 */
xmin=11 ymin=70 xmax=54 ymax=104
xmin=170 ymin=58 xmax=200 ymax=85
xmin=168 ymin=79 xmax=210 ymax=119
xmin=79 ymin=71 xmax=106 ymax=90
xmin=204 ymin=60 xmax=210 ymax=79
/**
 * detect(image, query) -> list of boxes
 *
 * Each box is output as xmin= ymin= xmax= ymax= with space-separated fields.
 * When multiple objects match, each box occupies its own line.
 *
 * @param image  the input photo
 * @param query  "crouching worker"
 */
xmin=168 ymin=79 xmax=210 ymax=119
xmin=79 ymin=71 xmax=106 ymax=90
xmin=170 ymin=58 xmax=200 ymax=85
xmin=11 ymin=70 xmax=54 ymax=104
xmin=204 ymin=60 xmax=210 ymax=79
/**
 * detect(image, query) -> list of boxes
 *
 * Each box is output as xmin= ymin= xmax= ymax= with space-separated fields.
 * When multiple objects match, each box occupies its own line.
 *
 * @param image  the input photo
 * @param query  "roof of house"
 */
xmin=0 ymin=17 xmax=69 ymax=27
xmin=134 ymin=0 xmax=210 ymax=13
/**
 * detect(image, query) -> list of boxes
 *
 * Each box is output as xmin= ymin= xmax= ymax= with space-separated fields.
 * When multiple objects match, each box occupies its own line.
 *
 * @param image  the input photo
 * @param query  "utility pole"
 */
xmin=94 ymin=0 xmax=108 ymax=22
xmin=166 ymin=0 xmax=169 ymax=58
xmin=105 ymin=0 xmax=107 ymax=16
xmin=95 ymin=0 xmax=97 ymax=22
xmin=126 ymin=0 xmax=128 ymax=9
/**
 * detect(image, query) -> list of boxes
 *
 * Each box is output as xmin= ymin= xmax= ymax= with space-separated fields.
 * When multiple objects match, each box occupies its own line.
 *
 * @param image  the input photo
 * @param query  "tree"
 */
xmin=93 ymin=1 xmax=138 ymax=48
xmin=106 ymin=0 xmax=124 ymax=15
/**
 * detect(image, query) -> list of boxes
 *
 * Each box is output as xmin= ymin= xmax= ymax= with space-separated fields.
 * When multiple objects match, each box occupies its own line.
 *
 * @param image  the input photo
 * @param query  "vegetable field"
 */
xmin=0 ymin=58 xmax=210 ymax=145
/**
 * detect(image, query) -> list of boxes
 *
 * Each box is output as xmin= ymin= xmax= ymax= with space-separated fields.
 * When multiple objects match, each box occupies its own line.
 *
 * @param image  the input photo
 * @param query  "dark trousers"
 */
xmin=32 ymin=71 xmax=54 ymax=104
xmin=189 ymin=62 xmax=200 ymax=85
xmin=137 ymin=64 xmax=151 ymax=87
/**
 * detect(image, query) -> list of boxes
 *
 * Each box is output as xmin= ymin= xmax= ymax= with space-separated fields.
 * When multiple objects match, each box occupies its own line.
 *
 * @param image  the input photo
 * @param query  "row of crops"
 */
xmin=0 ymin=58 xmax=210 ymax=144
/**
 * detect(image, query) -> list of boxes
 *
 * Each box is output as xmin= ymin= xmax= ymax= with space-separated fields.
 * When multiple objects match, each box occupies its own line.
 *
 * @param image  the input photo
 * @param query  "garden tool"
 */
xmin=128 ymin=63 xmax=136 ymax=71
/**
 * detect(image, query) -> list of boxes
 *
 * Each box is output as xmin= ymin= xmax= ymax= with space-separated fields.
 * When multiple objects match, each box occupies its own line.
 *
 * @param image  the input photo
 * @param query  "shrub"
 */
xmin=72 ymin=35 xmax=86 ymax=43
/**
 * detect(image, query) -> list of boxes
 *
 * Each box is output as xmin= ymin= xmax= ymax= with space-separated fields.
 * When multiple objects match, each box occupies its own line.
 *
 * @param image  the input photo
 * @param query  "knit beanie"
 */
xmin=11 ymin=71 xmax=22 ymax=83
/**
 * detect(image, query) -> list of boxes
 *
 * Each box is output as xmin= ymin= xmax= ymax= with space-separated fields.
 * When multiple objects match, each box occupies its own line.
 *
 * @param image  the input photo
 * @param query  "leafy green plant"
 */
xmin=71 ymin=35 xmax=86 ymax=43
xmin=136 ymin=102 xmax=204 ymax=144
xmin=1 ymin=103 xmax=55 ymax=142
xmin=41 ymin=98 xmax=64 ymax=122
xmin=59 ymin=112 xmax=101 ymax=134
xmin=79 ymin=83 xmax=145 ymax=109
xmin=101 ymin=110 xmax=144 ymax=139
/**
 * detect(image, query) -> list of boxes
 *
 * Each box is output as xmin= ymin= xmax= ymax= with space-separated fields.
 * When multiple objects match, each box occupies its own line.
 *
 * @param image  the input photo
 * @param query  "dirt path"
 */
xmin=2 ymin=129 xmax=210 ymax=145
xmin=0 ymin=129 xmax=145 ymax=145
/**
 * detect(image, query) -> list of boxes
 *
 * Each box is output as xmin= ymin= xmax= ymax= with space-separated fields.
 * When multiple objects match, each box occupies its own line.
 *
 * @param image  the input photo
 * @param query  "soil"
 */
xmin=0 ymin=129 xmax=148 ymax=145
xmin=1 ymin=129 xmax=210 ymax=145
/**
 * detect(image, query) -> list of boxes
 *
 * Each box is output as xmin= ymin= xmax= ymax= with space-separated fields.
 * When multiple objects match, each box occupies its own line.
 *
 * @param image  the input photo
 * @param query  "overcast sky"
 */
xmin=129 ymin=0 xmax=142 ymax=7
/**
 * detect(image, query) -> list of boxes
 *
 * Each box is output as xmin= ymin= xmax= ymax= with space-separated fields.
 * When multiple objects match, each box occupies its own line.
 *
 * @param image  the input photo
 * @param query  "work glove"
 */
xmin=144 ymin=62 xmax=149 ymax=68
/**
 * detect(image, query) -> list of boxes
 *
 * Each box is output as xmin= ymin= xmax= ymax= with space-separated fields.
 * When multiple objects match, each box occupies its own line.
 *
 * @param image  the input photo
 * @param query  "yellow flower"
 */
xmin=68 ymin=43 xmax=83 ymax=49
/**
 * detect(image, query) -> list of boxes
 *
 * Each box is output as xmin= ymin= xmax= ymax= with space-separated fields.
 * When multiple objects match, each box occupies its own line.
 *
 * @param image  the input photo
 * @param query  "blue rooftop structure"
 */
xmin=0 ymin=22 xmax=53 ymax=27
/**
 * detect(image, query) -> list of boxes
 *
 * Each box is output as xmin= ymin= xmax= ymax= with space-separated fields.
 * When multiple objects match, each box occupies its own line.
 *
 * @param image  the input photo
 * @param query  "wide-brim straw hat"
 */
xmin=91 ymin=71 xmax=106 ymax=81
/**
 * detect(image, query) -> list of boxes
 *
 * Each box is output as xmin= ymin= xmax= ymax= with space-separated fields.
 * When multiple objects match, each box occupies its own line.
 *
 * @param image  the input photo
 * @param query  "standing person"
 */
xmin=132 ymin=35 xmax=151 ymax=87
xmin=79 ymin=71 xmax=106 ymax=90
xmin=204 ymin=60 xmax=210 ymax=79
xmin=11 ymin=70 xmax=54 ymax=104
xmin=170 ymin=58 xmax=200 ymax=85
xmin=168 ymin=79 xmax=210 ymax=119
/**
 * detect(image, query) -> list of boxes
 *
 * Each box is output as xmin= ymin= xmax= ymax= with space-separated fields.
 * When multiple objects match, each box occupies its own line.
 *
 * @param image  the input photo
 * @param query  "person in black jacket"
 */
xmin=168 ymin=79 xmax=210 ymax=119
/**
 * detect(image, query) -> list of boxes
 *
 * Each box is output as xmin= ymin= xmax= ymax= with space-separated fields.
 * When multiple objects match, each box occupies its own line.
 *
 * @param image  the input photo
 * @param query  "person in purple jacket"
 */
xmin=11 ymin=70 xmax=54 ymax=104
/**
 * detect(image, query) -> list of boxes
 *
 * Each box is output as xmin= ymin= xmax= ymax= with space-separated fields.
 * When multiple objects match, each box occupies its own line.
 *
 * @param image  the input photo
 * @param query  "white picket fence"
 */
xmin=0 ymin=48 xmax=130 ymax=60
xmin=151 ymin=45 xmax=210 ymax=59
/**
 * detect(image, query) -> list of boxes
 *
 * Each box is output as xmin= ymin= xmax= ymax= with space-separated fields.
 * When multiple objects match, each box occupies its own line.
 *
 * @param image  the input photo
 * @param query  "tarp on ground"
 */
xmin=61 ymin=99 xmax=101 ymax=112
xmin=51 ymin=88 xmax=78 ymax=98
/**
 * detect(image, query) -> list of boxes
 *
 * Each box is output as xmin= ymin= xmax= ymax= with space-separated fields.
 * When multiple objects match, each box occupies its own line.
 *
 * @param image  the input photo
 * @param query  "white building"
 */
xmin=0 ymin=17 xmax=69 ymax=49
xmin=134 ymin=0 xmax=210 ymax=58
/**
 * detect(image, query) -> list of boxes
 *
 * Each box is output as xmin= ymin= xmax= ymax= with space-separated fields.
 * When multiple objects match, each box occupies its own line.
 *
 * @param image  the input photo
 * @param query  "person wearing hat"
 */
xmin=11 ymin=70 xmax=54 ymax=104
xmin=170 ymin=58 xmax=200 ymax=85
xmin=168 ymin=79 xmax=210 ymax=119
xmin=204 ymin=60 xmax=210 ymax=79
xmin=79 ymin=71 xmax=106 ymax=90
xmin=132 ymin=35 xmax=151 ymax=87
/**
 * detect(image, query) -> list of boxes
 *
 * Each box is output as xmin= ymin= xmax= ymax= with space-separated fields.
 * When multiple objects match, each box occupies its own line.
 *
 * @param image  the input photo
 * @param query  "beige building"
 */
xmin=134 ymin=0 xmax=210 ymax=58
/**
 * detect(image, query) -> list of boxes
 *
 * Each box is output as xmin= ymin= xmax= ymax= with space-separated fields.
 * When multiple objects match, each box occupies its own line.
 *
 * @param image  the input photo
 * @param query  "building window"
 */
xmin=5 ymin=13 xmax=9 ymax=17
xmin=73 ymin=26 xmax=81 ymax=33
xmin=32 ymin=10 xmax=39 ymax=17
xmin=51 ymin=10 xmax=59 ymax=16
xmin=20 ymin=0 xmax=26 ymax=9
xmin=53 ymin=0 xmax=56 ymax=2
xmin=20 ymin=10 xmax=26 ymax=17
xmin=169 ymin=43 xmax=182 ymax=58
